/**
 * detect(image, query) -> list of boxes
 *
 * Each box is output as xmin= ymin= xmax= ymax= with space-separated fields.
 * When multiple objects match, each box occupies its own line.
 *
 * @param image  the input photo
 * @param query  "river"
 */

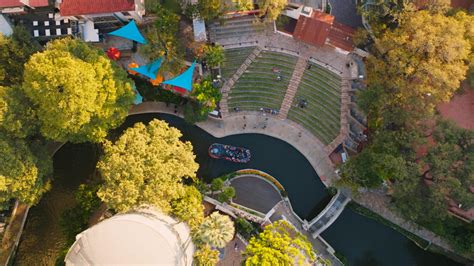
xmin=15 ymin=113 xmax=460 ymax=265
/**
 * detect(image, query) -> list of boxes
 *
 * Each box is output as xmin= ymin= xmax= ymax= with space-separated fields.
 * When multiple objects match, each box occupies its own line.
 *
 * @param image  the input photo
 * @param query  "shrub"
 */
xmin=218 ymin=187 xmax=235 ymax=203
xmin=211 ymin=178 xmax=224 ymax=192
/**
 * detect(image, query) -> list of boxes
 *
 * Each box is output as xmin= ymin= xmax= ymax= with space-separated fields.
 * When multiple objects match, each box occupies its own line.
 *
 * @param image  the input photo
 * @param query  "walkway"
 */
xmin=304 ymin=190 xmax=351 ymax=238
xmin=130 ymin=102 xmax=337 ymax=186
xmin=278 ymin=55 xmax=308 ymax=119
xmin=0 ymin=202 xmax=29 ymax=264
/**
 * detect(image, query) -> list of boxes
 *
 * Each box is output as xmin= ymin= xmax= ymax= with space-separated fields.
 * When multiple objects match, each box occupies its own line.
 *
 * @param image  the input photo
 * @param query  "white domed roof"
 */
xmin=65 ymin=209 xmax=194 ymax=266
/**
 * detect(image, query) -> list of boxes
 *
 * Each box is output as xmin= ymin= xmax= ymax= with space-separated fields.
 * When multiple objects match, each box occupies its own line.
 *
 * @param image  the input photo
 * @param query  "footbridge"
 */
xmin=303 ymin=190 xmax=351 ymax=238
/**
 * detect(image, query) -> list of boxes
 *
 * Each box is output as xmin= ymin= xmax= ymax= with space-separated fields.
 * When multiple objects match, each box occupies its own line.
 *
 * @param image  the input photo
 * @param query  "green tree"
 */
xmin=424 ymin=120 xmax=474 ymax=209
xmin=194 ymin=244 xmax=219 ymax=266
xmin=0 ymin=26 xmax=40 ymax=86
xmin=234 ymin=0 xmax=254 ymax=11
xmin=184 ymin=101 xmax=210 ymax=124
xmin=201 ymin=44 xmax=225 ymax=68
xmin=0 ymin=133 xmax=52 ymax=208
xmin=171 ymin=185 xmax=205 ymax=230
xmin=197 ymin=0 xmax=227 ymax=20
xmin=235 ymin=217 xmax=254 ymax=238
xmin=369 ymin=10 xmax=472 ymax=107
xmin=191 ymin=78 xmax=221 ymax=110
xmin=141 ymin=3 xmax=183 ymax=73
xmin=257 ymin=0 xmax=287 ymax=21
xmin=0 ymin=85 xmax=38 ymax=138
xmin=210 ymin=178 xmax=224 ymax=192
xmin=244 ymin=220 xmax=315 ymax=265
xmin=22 ymin=38 xmax=134 ymax=143
xmin=218 ymin=187 xmax=235 ymax=203
xmin=97 ymin=119 xmax=199 ymax=213
xmin=197 ymin=211 xmax=235 ymax=248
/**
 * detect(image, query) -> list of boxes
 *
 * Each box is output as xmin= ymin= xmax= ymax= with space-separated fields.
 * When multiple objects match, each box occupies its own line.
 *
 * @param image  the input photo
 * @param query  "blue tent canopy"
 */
xmin=133 ymin=85 xmax=143 ymax=105
xmin=130 ymin=57 xmax=163 ymax=80
xmin=108 ymin=20 xmax=146 ymax=44
xmin=162 ymin=61 xmax=196 ymax=91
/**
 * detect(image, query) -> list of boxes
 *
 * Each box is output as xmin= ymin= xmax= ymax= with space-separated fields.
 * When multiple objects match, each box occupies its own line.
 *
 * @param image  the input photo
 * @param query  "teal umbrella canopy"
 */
xmin=130 ymin=57 xmax=163 ymax=80
xmin=108 ymin=20 xmax=147 ymax=44
xmin=162 ymin=61 xmax=196 ymax=91
xmin=132 ymin=85 xmax=143 ymax=105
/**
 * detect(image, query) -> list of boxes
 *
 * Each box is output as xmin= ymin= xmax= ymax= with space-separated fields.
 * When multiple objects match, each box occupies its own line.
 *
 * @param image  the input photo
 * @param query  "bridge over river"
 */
xmin=303 ymin=190 xmax=351 ymax=238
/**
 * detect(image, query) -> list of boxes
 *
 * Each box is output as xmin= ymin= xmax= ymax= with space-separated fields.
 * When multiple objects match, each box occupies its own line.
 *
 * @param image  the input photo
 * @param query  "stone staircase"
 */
xmin=277 ymin=57 xmax=307 ymax=119
xmin=208 ymin=16 xmax=265 ymax=43
xmin=219 ymin=46 xmax=263 ymax=117
xmin=326 ymin=79 xmax=350 ymax=154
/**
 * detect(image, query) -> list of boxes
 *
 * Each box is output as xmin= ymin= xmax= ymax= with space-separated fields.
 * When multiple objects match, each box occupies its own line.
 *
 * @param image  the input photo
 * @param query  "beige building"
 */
xmin=65 ymin=209 xmax=194 ymax=265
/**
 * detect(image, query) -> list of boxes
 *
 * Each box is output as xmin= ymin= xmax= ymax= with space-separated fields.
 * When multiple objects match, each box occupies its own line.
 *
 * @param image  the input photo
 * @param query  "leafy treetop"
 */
xmin=244 ymin=220 xmax=316 ymax=265
xmin=97 ymin=119 xmax=199 ymax=213
xmin=22 ymin=38 xmax=134 ymax=143
xmin=0 ymin=133 xmax=52 ymax=209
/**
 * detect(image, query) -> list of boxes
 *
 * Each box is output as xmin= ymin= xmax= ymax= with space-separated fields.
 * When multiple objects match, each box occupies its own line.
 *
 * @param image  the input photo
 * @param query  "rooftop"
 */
xmin=292 ymin=10 xmax=355 ymax=51
xmin=0 ymin=0 xmax=48 ymax=8
xmin=59 ymin=0 xmax=135 ymax=16
xmin=65 ymin=209 xmax=194 ymax=265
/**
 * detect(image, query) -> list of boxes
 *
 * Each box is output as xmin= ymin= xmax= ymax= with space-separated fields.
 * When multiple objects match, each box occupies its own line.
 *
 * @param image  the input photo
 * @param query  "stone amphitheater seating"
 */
xmin=288 ymin=62 xmax=342 ymax=144
xmin=209 ymin=16 xmax=265 ymax=42
xmin=228 ymin=51 xmax=298 ymax=112
xmin=220 ymin=47 xmax=255 ymax=79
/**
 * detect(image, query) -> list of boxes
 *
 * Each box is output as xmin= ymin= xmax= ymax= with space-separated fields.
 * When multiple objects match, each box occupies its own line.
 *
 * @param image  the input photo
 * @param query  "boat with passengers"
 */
xmin=208 ymin=143 xmax=251 ymax=163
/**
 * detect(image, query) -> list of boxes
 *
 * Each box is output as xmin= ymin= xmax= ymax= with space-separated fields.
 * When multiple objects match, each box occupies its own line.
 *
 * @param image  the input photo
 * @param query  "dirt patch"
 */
xmin=437 ymin=83 xmax=474 ymax=130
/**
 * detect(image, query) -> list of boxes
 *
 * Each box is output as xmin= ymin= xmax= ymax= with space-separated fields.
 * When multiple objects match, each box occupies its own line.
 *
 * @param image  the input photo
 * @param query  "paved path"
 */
xmin=230 ymin=175 xmax=282 ymax=214
xmin=354 ymin=191 xmax=453 ymax=251
xmin=131 ymin=102 xmax=337 ymax=186
xmin=278 ymin=54 xmax=308 ymax=119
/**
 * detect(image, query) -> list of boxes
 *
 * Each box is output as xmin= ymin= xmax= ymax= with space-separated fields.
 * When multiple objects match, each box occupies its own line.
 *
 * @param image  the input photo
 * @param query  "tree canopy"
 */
xmin=196 ymin=211 xmax=234 ymax=248
xmin=141 ymin=3 xmax=184 ymax=74
xmin=0 ymin=27 xmax=40 ymax=87
xmin=200 ymin=44 xmax=225 ymax=68
xmin=197 ymin=0 xmax=227 ymax=21
xmin=97 ymin=119 xmax=199 ymax=213
xmin=369 ymin=10 xmax=472 ymax=107
xmin=22 ymin=38 xmax=134 ymax=143
xmin=244 ymin=220 xmax=315 ymax=265
xmin=0 ymin=85 xmax=37 ymax=138
xmin=171 ymin=185 xmax=205 ymax=230
xmin=193 ymin=244 xmax=219 ymax=266
xmin=0 ymin=133 xmax=51 ymax=209
xmin=257 ymin=0 xmax=287 ymax=21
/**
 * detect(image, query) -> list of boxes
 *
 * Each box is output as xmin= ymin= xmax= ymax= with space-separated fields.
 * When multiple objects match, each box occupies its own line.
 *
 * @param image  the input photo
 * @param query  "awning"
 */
xmin=108 ymin=20 xmax=146 ymax=44
xmin=133 ymin=85 xmax=143 ymax=105
xmin=162 ymin=61 xmax=196 ymax=92
xmin=129 ymin=57 xmax=163 ymax=80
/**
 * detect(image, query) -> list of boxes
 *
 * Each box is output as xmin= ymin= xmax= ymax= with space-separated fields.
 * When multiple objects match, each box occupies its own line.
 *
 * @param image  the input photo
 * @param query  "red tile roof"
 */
xmin=60 ymin=0 xmax=135 ymax=16
xmin=0 ymin=0 xmax=48 ymax=8
xmin=28 ymin=0 xmax=49 ymax=7
xmin=293 ymin=14 xmax=332 ymax=47
xmin=0 ymin=0 xmax=23 ymax=8
xmin=292 ymin=10 xmax=355 ymax=52
xmin=327 ymin=22 xmax=355 ymax=52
